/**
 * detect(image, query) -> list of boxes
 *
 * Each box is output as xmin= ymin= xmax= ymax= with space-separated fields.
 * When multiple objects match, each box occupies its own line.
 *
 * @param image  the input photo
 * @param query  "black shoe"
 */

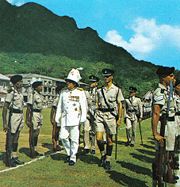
xmin=91 ymin=150 xmax=96 ymax=155
xmin=125 ymin=142 xmax=130 ymax=146
xmin=99 ymin=155 xmax=106 ymax=167
xmin=6 ymin=159 xmax=17 ymax=167
xmin=12 ymin=157 xmax=24 ymax=165
xmin=34 ymin=151 xmax=44 ymax=157
xmin=104 ymin=161 xmax=111 ymax=171
xmin=64 ymin=156 xmax=70 ymax=163
xmin=130 ymin=143 xmax=134 ymax=147
xmin=69 ymin=160 xmax=75 ymax=166
xmin=84 ymin=149 xmax=90 ymax=154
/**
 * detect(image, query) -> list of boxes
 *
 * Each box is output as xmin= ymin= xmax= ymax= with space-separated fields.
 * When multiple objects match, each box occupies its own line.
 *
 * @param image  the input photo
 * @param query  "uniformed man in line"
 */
xmin=50 ymin=82 xmax=62 ymax=152
xmin=83 ymin=75 xmax=99 ymax=154
xmin=124 ymin=87 xmax=143 ymax=147
xmin=174 ymin=78 xmax=180 ymax=170
xmin=96 ymin=68 xmax=124 ymax=170
xmin=26 ymin=78 xmax=44 ymax=158
xmin=152 ymin=66 xmax=177 ymax=184
xmin=2 ymin=75 xmax=24 ymax=167
xmin=55 ymin=68 xmax=87 ymax=166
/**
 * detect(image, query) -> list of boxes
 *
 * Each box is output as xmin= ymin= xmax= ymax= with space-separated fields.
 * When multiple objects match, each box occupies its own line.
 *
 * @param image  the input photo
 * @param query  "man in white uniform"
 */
xmin=55 ymin=68 xmax=87 ymax=166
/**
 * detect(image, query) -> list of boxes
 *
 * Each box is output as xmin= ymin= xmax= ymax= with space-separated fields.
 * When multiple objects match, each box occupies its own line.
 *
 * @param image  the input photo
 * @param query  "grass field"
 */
xmin=0 ymin=108 xmax=155 ymax=187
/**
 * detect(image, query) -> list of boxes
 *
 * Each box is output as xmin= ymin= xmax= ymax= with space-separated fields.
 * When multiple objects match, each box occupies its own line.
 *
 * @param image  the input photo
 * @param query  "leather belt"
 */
xmin=12 ymin=109 xmax=23 ymax=113
xmin=99 ymin=108 xmax=114 ymax=112
xmin=33 ymin=109 xmax=41 ymax=113
xmin=175 ymin=111 xmax=180 ymax=116
xmin=167 ymin=116 xmax=175 ymax=121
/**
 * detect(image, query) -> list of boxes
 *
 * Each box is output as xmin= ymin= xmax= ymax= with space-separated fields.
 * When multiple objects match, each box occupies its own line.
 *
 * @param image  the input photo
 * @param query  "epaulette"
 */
xmin=77 ymin=87 xmax=84 ymax=91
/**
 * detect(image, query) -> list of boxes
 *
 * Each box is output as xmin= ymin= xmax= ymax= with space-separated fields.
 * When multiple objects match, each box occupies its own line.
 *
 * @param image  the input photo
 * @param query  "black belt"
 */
xmin=127 ymin=109 xmax=136 ymax=112
xmin=167 ymin=116 xmax=175 ymax=121
xmin=33 ymin=109 xmax=41 ymax=113
xmin=99 ymin=108 xmax=114 ymax=112
xmin=175 ymin=111 xmax=180 ymax=116
xmin=12 ymin=109 xmax=23 ymax=114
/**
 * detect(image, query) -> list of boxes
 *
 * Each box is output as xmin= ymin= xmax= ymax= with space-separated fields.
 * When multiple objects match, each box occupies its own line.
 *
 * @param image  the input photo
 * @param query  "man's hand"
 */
xmin=154 ymin=133 xmax=165 ymax=143
xmin=3 ymin=123 xmax=8 ymax=132
xmin=138 ymin=117 xmax=142 ymax=122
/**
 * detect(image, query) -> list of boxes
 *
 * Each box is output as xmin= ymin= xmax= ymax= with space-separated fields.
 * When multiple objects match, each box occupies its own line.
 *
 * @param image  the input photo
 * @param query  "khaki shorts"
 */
xmin=32 ymin=112 xmax=43 ymax=130
xmin=155 ymin=121 xmax=176 ymax=151
xmin=10 ymin=113 xmax=24 ymax=133
xmin=96 ymin=111 xmax=116 ymax=135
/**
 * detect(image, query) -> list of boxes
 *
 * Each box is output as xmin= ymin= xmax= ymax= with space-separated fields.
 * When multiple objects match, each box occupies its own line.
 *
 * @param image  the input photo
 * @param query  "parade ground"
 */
xmin=0 ymin=108 xmax=179 ymax=187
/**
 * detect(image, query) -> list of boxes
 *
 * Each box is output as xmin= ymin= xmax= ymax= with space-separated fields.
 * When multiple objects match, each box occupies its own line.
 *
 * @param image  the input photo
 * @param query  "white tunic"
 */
xmin=55 ymin=88 xmax=87 ymax=127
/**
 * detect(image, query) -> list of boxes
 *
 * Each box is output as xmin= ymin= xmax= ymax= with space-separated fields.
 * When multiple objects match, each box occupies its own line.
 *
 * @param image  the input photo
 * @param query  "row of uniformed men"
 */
xmin=2 ymin=68 xmax=142 ymax=169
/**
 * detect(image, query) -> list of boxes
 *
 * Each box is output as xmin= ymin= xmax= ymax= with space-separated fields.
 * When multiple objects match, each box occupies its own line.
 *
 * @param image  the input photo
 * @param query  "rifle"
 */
xmin=115 ymin=125 xmax=118 ymax=160
xmin=157 ymin=80 xmax=174 ymax=186
xmin=5 ymin=107 xmax=13 ymax=166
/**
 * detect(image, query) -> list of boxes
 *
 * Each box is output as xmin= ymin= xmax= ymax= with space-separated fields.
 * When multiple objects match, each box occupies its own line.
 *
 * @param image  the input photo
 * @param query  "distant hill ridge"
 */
xmin=0 ymin=0 xmax=179 ymax=96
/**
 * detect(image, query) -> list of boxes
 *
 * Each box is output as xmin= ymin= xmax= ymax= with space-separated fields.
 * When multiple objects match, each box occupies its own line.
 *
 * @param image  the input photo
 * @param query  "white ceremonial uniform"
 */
xmin=55 ymin=87 xmax=87 ymax=162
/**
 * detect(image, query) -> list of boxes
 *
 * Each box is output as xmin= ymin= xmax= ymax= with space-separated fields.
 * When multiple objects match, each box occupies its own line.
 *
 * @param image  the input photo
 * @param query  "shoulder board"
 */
xmin=77 ymin=87 xmax=84 ymax=91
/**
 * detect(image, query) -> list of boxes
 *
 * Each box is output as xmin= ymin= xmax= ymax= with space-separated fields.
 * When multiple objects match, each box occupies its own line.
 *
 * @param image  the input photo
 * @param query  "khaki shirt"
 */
xmin=124 ymin=96 xmax=143 ymax=119
xmin=27 ymin=90 xmax=44 ymax=110
xmin=85 ymin=87 xmax=98 ymax=116
xmin=52 ymin=95 xmax=59 ymax=108
xmin=174 ymin=93 xmax=180 ymax=113
xmin=153 ymin=83 xmax=175 ymax=117
xmin=97 ymin=83 xmax=124 ymax=114
xmin=6 ymin=88 xmax=24 ymax=110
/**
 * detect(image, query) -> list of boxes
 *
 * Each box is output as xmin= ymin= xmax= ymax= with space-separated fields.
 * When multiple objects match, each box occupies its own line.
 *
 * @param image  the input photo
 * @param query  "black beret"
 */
xmin=156 ymin=66 xmax=175 ymax=77
xmin=32 ymin=81 xmax=43 ymax=89
xmin=175 ymin=79 xmax=180 ymax=87
xmin=129 ymin=86 xmax=137 ymax=92
xmin=102 ymin=68 xmax=114 ymax=76
xmin=10 ymin=75 xmax=22 ymax=85
xmin=89 ymin=75 xmax=99 ymax=82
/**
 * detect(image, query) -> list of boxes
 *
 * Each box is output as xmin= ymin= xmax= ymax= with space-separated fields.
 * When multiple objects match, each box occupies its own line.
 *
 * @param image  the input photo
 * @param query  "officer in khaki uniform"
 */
xmin=2 ymin=75 xmax=24 ymax=167
xmin=50 ymin=82 xmax=62 ymax=152
xmin=174 ymin=78 xmax=180 ymax=170
xmin=55 ymin=68 xmax=87 ymax=166
xmin=83 ymin=75 xmax=99 ymax=154
xmin=26 ymin=78 xmax=44 ymax=158
xmin=124 ymin=86 xmax=143 ymax=147
xmin=96 ymin=68 xmax=124 ymax=170
xmin=152 ymin=66 xmax=177 ymax=184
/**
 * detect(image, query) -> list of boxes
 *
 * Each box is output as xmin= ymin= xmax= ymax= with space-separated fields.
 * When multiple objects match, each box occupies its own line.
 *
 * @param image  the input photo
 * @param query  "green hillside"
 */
xmin=0 ymin=0 xmax=178 ymax=96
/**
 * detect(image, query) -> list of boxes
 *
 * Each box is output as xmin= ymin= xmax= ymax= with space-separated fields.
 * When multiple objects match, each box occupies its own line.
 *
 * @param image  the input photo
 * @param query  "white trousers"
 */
xmin=60 ymin=125 xmax=79 ymax=162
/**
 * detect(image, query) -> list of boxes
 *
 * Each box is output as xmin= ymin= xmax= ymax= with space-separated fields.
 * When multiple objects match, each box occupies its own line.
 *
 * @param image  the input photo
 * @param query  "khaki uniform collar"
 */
xmin=158 ymin=83 xmax=167 ymax=90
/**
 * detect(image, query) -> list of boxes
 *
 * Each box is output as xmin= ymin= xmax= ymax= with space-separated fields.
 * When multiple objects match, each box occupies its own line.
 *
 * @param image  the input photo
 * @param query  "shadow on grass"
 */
xmin=136 ymin=148 xmax=155 ymax=157
xmin=141 ymin=144 xmax=154 ymax=150
xmin=78 ymin=153 xmax=100 ymax=165
xmin=107 ymin=170 xmax=148 ymax=187
xmin=130 ymin=152 xmax=154 ymax=163
xmin=117 ymin=161 xmax=151 ymax=176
